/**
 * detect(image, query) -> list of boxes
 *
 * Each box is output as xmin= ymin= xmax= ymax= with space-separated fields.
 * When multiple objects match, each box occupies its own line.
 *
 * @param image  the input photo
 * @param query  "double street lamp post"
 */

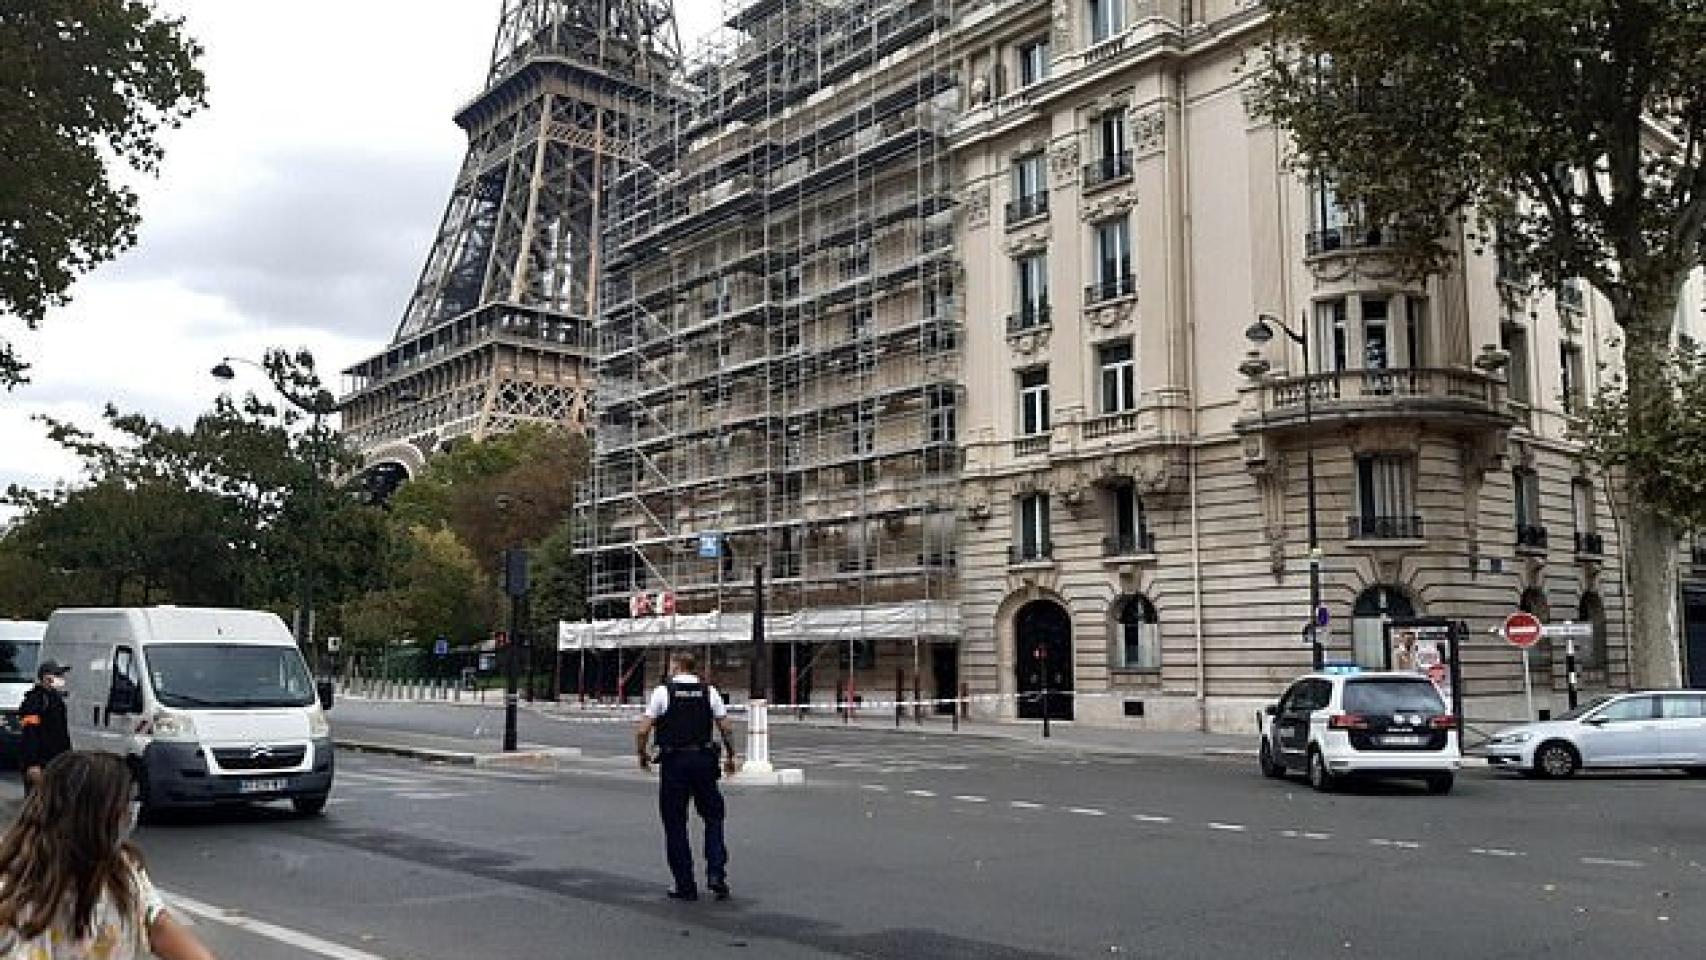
xmin=211 ymin=356 xmax=338 ymax=675
xmin=1245 ymin=314 xmax=1325 ymax=671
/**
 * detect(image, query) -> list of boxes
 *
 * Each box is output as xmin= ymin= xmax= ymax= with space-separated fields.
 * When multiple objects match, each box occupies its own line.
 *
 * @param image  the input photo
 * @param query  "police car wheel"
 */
xmin=1306 ymin=749 xmax=1337 ymax=793
xmin=1258 ymin=740 xmax=1286 ymax=779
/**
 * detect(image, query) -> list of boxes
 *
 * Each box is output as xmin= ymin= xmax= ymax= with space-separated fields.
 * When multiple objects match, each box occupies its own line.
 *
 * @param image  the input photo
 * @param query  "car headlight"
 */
xmin=1492 ymin=732 xmax=1532 ymax=744
xmin=150 ymin=710 xmax=197 ymax=740
xmin=308 ymin=708 xmax=330 ymax=738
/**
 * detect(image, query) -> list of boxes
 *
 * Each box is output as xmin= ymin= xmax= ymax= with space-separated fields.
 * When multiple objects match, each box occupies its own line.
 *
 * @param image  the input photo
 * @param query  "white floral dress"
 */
xmin=0 ymin=866 xmax=165 ymax=959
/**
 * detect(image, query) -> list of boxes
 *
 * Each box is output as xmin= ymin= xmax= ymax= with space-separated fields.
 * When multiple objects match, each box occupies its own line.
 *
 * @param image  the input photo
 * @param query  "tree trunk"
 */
xmin=1624 ymin=503 xmax=1682 ymax=687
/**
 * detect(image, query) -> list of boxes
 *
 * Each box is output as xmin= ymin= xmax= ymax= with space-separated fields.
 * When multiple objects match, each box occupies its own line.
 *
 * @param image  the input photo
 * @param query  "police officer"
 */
xmin=19 ymin=659 xmax=72 ymax=792
xmin=635 ymin=653 xmax=738 ymax=901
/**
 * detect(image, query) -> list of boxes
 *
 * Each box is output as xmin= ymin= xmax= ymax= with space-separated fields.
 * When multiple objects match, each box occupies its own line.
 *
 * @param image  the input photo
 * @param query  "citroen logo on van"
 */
xmin=249 ymin=744 xmax=273 ymax=760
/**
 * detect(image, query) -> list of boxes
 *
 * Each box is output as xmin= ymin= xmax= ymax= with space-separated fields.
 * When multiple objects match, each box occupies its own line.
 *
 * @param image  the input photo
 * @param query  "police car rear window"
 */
xmin=1343 ymin=678 xmax=1444 ymax=715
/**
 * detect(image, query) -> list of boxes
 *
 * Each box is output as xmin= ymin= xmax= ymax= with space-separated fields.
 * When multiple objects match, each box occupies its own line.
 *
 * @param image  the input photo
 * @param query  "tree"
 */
xmin=0 ymin=0 xmax=207 ymax=387
xmin=1252 ymin=0 xmax=1706 ymax=685
xmin=1579 ymin=340 xmax=1706 ymax=534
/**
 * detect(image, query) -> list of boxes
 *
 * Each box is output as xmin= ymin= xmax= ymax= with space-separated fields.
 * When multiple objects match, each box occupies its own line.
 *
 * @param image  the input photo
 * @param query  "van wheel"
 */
xmin=1534 ymin=742 xmax=1580 ymax=779
xmin=1306 ymin=749 xmax=1337 ymax=793
xmin=1424 ymin=773 xmax=1455 ymax=795
xmin=292 ymin=795 xmax=328 ymax=817
xmin=1259 ymin=740 xmax=1287 ymax=779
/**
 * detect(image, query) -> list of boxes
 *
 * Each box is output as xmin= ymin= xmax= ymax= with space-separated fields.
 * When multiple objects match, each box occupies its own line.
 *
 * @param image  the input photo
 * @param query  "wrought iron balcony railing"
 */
xmin=1305 ymin=223 xmax=1403 ymax=256
xmin=1005 ymin=193 xmax=1049 ymax=227
xmin=1102 ymin=530 xmax=1157 ymax=557
xmin=1516 ymin=524 xmax=1549 ymax=550
xmin=1085 ymin=273 xmax=1137 ymax=305
xmin=1347 ymin=515 xmax=1424 ymax=540
xmin=1083 ymin=151 xmax=1133 ymax=190
xmin=1009 ymin=541 xmax=1054 ymax=565
xmin=1006 ymin=303 xmax=1051 ymax=334
xmin=1575 ymin=531 xmax=1605 ymax=556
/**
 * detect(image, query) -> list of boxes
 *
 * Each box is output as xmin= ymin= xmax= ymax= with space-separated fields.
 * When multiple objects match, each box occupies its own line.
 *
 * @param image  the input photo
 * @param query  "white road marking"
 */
xmin=1207 ymin=822 xmax=1247 ymax=833
xmin=393 ymin=791 xmax=470 ymax=801
xmin=1132 ymin=814 xmax=1173 ymax=824
xmin=1302 ymin=832 xmax=1331 ymax=841
xmin=1368 ymin=839 xmax=1422 ymax=850
xmin=1009 ymin=800 xmax=1044 ymax=809
xmin=1066 ymin=807 xmax=1107 ymax=817
xmin=166 ymin=890 xmax=391 ymax=960
xmin=905 ymin=789 xmax=937 ymax=798
xmin=1581 ymin=857 xmax=1645 ymax=869
xmin=952 ymin=795 xmax=989 ymax=803
xmin=1470 ymin=847 xmax=1526 ymax=858
xmin=860 ymin=784 xmax=889 ymax=792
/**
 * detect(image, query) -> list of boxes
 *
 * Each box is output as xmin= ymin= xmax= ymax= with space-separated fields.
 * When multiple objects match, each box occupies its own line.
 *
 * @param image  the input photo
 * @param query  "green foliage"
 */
xmin=1576 ymin=340 xmax=1706 ymax=532
xmin=527 ymin=519 xmax=586 ymax=640
xmin=338 ymin=525 xmax=498 ymax=654
xmin=0 ymin=0 xmax=207 ymax=386
xmin=1251 ymin=0 xmax=1706 ymax=322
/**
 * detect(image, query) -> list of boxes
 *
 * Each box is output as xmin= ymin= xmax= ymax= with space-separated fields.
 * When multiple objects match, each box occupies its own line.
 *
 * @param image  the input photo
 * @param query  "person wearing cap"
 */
xmin=19 ymin=660 xmax=72 ymax=791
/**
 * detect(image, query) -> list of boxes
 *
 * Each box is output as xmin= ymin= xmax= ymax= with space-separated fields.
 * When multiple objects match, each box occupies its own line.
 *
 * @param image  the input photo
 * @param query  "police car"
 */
xmin=1257 ymin=668 xmax=1461 ymax=794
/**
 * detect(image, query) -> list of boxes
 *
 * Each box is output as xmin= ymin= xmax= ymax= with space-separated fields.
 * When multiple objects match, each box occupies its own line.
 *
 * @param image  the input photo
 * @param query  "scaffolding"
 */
xmin=578 ymin=0 xmax=961 ymax=706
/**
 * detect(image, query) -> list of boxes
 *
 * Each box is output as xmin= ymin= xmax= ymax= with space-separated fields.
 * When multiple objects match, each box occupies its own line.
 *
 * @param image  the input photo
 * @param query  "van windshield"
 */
xmin=145 ymin=644 xmax=315 ymax=709
xmin=0 ymin=640 xmax=40 ymax=685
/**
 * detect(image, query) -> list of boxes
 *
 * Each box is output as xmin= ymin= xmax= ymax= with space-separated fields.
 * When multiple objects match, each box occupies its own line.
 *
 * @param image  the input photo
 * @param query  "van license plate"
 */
xmin=1381 ymin=735 xmax=1424 ymax=746
xmin=239 ymin=779 xmax=287 ymax=794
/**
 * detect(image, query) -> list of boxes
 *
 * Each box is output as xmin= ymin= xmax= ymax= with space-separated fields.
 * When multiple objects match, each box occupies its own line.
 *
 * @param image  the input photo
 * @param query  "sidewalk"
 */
xmin=334 ymin=726 xmax=580 ymax=768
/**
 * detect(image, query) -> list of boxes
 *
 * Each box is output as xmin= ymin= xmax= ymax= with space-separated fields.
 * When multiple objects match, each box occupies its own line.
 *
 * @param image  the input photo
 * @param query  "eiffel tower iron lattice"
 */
xmin=340 ymin=0 xmax=681 ymax=482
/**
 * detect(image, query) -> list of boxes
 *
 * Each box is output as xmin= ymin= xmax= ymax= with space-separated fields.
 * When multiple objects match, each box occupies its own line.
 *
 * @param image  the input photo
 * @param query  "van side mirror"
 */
xmin=316 ymin=680 xmax=335 ymax=712
xmin=107 ymin=678 xmax=143 ymax=716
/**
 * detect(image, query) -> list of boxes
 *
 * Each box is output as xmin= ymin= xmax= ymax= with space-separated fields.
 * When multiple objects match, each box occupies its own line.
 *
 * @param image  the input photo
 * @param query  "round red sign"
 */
xmin=1503 ymin=611 xmax=1543 ymax=648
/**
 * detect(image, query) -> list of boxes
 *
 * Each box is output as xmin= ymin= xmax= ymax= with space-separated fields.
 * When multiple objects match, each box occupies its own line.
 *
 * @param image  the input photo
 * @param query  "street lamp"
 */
xmin=1246 ymin=314 xmax=1325 ymax=670
xmin=212 ymin=355 xmax=339 ymax=675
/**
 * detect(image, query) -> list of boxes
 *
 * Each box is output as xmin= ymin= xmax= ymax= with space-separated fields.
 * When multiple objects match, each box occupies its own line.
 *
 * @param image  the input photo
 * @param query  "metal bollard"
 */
xmin=742 ymin=699 xmax=774 ymax=775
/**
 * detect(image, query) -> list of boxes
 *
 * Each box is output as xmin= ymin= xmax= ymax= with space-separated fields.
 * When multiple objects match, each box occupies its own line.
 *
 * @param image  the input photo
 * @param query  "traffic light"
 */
xmin=501 ymin=548 xmax=529 ymax=598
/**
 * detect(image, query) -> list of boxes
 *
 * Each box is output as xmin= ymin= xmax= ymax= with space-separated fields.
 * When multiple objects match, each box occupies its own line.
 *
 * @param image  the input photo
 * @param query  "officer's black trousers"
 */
xmin=658 ymin=749 xmax=727 ymax=892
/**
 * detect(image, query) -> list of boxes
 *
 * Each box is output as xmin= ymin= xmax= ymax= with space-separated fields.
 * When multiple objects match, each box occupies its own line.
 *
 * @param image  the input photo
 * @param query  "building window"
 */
xmin=1115 ymin=594 xmax=1161 ymax=671
xmin=1104 ymin=480 xmax=1151 ymax=555
xmin=1088 ymin=0 xmax=1126 ymax=43
xmin=1018 ymin=367 xmax=1050 ymax=436
xmin=1404 ymin=298 xmax=1426 ymax=368
xmin=1088 ymin=217 xmax=1133 ymax=302
xmin=928 ymin=386 xmax=957 ymax=444
xmin=1015 ymin=493 xmax=1052 ymax=561
xmin=1013 ymin=253 xmax=1049 ymax=328
xmin=1098 ymin=340 xmax=1136 ymax=414
xmin=1308 ymin=178 xmax=1355 ymax=253
xmin=1572 ymin=479 xmax=1601 ymax=554
xmin=1362 ymin=297 xmax=1389 ymax=370
xmin=1560 ymin=342 xmax=1586 ymax=414
xmin=1018 ymin=36 xmax=1050 ymax=87
xmin=1502 ymin=321 xmax=1531 ymax=404
xmin=1009 ymin=153 xmax=1048 ymax=224
xmin=1514 ymin=467 xmax=1545 ymax=548
xmin=851 ymin=405 xmax=875 ymax=455
xmin=1351 ymin=454 xmax=1418 ymax=539
xmin=1086 ymin=111 xmax=1130 ymax=187
xmin=1314 ymin=299 xmax=1349 ymax=373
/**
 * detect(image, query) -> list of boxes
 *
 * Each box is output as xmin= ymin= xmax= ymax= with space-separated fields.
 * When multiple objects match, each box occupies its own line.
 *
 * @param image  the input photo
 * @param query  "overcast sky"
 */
xmin=1 ymin=1 xmax=723 ymax=502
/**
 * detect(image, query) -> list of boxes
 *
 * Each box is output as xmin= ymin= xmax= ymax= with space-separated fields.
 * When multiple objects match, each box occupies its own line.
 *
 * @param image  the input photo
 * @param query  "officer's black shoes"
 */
xmin=666 ymin=887 xmax=699 ymax=902
xmin=708 ymin=879 xmax=731 ymax=901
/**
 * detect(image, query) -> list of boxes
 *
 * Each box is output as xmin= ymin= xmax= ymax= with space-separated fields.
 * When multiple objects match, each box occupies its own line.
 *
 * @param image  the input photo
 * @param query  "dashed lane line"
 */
xmin=1132 ymin=814 xmax=1173 ymax=824
xmin=860 ymin=784 xmax=889 ymax=792
xmin=1207 ymin=822 xmax=1247 ymax=833
xmin=952 ymin=795 xmax=989 ymax=803
xmin=1009 ymin=800 xmax=1044 ymax=809
xmin=1581 ymin=857 xmax=1646 ymax=869
xmin=1065 ymin=807 xmax=1107 ymax=817
xmin=905 ymin=789 xmax=937 ymax=798
xmin=1368 ymin=838 xmax=1423 ymax=850
xmin=1471 ymin=847 xmax=1526 ymax=858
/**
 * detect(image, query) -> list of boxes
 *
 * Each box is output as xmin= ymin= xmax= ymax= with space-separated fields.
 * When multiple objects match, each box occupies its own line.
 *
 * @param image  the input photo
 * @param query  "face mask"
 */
xmin=46 ymin=677 xmax=66 ymax=692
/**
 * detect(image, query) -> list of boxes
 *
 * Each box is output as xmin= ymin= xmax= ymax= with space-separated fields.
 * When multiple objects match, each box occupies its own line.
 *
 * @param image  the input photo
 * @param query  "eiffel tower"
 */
xmin=340 ymin=0 xmax=681 ymax=484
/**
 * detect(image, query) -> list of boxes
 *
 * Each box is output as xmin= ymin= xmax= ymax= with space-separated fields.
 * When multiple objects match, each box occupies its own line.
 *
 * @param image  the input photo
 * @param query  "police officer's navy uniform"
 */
xmin=645 ymin=673 xmax=729 ymax=898
xmin=19 ymin=662 xmax=72 ymax=791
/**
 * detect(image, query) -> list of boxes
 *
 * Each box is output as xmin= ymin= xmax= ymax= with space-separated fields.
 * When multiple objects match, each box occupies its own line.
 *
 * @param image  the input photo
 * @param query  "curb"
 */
xmin=334 ymin=739 xmax=580 ymax=769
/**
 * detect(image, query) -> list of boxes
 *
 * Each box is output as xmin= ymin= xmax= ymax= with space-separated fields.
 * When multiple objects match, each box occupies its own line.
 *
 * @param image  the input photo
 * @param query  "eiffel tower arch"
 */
xmin=340 ymin=0 xmax=681 ymax=479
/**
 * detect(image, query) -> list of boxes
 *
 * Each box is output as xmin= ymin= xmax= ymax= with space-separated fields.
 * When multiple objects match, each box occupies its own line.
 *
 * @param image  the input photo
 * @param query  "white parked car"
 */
xmin=1483 ymin=691 xmax=1706 ymax=778
xmin=1258 ymin=670 xmax=1462 ymax=794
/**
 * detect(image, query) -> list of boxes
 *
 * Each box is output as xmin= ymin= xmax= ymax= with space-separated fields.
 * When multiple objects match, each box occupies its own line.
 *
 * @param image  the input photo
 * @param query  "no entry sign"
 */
xmin=1503 ymin=611 xmax=1543 ymax=648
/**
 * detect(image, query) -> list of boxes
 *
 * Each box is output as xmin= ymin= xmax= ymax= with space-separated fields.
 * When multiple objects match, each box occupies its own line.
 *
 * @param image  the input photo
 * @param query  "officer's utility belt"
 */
xmin=657 ymin=743 xmax=718 ymax=756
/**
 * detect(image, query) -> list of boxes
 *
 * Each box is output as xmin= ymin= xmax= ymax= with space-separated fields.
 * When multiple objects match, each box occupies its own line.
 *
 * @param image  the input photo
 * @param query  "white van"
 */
xmin=0 ymin=620 xmax=46 ymax=763
xmin=42 ymin=606 xmax=334 ymax=815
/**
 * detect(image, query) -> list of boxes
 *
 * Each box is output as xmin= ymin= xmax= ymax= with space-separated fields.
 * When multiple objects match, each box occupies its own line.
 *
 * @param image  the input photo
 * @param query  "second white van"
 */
xmin=42 ymin=606 xmax=335 ymax=815
xmin=0 ymin=620 xmax=45 ymax=764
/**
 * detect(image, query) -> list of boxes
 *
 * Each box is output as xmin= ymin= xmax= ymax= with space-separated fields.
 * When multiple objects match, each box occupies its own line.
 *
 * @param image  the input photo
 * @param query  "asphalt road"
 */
xmin=27 ymin=704 xmax=1706 ymax=959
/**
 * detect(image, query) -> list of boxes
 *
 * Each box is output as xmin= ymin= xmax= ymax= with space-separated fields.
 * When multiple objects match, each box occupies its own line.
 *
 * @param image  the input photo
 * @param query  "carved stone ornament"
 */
xmin=1052 ymin=0 xmax=1073 ymax=52
xmin=1007 ymin=325 xmax=1052 ymax=357
xmin=1249 ymin=455 xmax=1290 ymax=580
xmin=1131 ymin=107 xmax=1166 ymax=156
xmin=1002 ymin=230 xmax=1051 ymax=258
xmin=1349 ymin=422 xmax=1422 ymax=456
xmin=1049 ymin=139 xmax=1081 ymax=185
xmin=1306 ymin=251 xmax=1410 ymax=285
xmin=1086 ymin=298 xmax=1136 ymax=330
xmin=1081 ymin=190 xmax=1138 ymax=223
xmin=964 ymin=187 xmax=991 ymax=229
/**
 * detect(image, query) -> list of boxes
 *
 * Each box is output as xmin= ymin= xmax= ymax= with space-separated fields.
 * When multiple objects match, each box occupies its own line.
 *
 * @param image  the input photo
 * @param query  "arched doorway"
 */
xmin=1352 ymin=585 xmax=1416 ymax=668
xmin=1014 ymin=600 xmax=1073 ymax=720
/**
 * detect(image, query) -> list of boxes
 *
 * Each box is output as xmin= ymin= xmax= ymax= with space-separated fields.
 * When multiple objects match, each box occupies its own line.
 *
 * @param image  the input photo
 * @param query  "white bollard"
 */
xmin=742 ymin=699 xmax=774 ymax=775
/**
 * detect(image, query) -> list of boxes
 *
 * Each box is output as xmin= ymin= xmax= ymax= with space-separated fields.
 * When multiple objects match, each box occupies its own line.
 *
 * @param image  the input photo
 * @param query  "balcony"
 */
xmin=1006 ymin=303 xmax=1051 ymax=334
xmin=1085 ymin=273 xmax=1136 ymax=305
xmin=1006 ymin=193 xmax=1049 ymax=228
xmin=1516 ymin=524 xmax=1549 ymax=551
xmin=1103 ymin=531 xmax=1157 ymax=557
xmin=1013 ymin=434 xmax=1051 ymax=457
xmin=1347 ymin=515 xmax=1424 ymax=541
xmin=1083 ymin=152 xmax=1133 ymax=191
xmin=1083 ymin=411 xmax=1138 ymax=439
xmin=1575 ymin=531 xmax=1605 ymax=556
xmin=1305 ymin=223 xmax=1402 ymax=257
xmin=1237 ymin=368 xmax=1513 ymax=435
xmin=1009 ymin=542 xmax=1054 ymax=565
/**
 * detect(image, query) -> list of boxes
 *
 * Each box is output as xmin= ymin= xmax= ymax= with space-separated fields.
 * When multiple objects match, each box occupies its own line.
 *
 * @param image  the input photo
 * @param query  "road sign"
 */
xmin=433 ymin=637 xmax=449 ymax=657
xmin=1314 ymin=605 xmax=1330 ymax=628
xmin=1503 ymin=611 xmax=1543 ymax=649
xmin=1542 ymin=622 xmax=1593 ymax=638
xmin=698 ymin=533 xmax=723 ymax=559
